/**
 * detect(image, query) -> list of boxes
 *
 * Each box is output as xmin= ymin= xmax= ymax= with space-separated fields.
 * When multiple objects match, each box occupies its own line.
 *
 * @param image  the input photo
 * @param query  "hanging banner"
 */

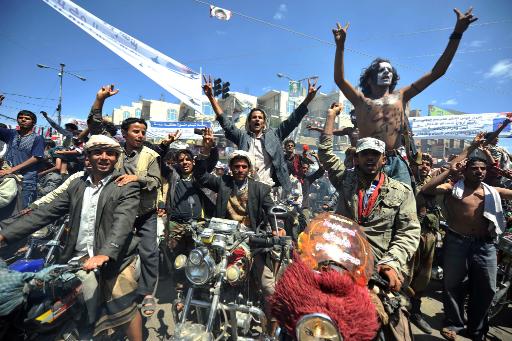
xmin=147 ymin=121 xmax=214 ymax=140
xmin=42 ymin=0 xmax=202 ymax=113
xmin=410 ymin=112 xmax=512 ymax=139
xmin=288 ymin=81 xmax=302 ymax=98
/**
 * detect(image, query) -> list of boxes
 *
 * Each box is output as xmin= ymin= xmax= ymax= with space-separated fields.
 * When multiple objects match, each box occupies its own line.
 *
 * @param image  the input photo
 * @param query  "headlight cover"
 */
xmin=296 ymin=313 xmax=342 ymax=341
xmin=185 ymin=248 xmax=215 ymax=285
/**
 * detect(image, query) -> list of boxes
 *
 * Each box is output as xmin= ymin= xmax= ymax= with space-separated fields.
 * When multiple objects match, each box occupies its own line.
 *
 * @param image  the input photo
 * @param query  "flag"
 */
xmin=210 ymin=5 xmax=232 ymax=21
xmin=42 ymin=0 xmax=202 ymax=113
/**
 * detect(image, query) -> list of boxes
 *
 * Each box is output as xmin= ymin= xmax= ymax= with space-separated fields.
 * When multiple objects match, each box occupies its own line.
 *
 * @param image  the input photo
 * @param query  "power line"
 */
xmin=0 ymin=113 xmax=17 ymax=121
xmin=192 ymin=0 xmax=511 ymax=95
xmin=3 ymin=98 xmax=54 ymax=108
xmin=398 ymin=46 xmax=512 ymax=59
xmin=1 ymin=92 xmax=57 ymax=101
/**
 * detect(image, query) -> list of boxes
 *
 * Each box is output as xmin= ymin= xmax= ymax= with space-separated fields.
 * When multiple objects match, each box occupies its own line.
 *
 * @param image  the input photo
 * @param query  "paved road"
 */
xmin=141 ymin=275 xmax=512 ymax=340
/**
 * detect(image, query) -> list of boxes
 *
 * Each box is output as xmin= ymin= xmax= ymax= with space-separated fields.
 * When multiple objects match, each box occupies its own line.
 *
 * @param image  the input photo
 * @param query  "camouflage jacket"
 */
xmin=318 ymin=134 xmax=420 ymax=274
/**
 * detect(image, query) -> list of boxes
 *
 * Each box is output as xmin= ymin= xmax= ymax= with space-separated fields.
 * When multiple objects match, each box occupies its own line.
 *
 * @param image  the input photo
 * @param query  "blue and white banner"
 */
xmin=147 ymin=121 xmax=214 ymax=139
xmin=410 ymin=112 xmax=512 ymax=139
xmin=42 ymin=0 xmax=202 ymax=113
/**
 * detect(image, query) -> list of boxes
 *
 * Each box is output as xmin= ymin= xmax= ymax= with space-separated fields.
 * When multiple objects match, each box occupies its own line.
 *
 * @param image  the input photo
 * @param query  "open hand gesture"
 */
xmin=202 ymin=75 xmax=214 ymax=98
xmin=305 ymin=78 xmax=321 ymax=103
xmin=453 ymin=7 xmax=478 ymax=33
xmin=96 ymin=84 xmax=119 ymax=101
xmin=332 ymin=22 xmax=349 ymax=47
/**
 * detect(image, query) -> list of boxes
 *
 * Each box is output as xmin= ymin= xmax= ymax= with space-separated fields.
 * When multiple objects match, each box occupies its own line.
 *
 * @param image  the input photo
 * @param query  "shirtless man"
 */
xmin=421 ymin=155 xmax=512 ymax=341
xmin=332 ymin=8 xmax=477 ymax=186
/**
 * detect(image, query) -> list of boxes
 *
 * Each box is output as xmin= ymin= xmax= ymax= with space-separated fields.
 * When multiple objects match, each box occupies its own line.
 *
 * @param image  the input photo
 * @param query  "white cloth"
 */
xmin=451 ymin=179 xmax=505 ymax=236
xmin=75 ymin=175 xmax=112 ymax=257
xmin=248 ymin=136 xmax=274 ymax=187
xmin=0 ymin=178 xmax=17 ymax=208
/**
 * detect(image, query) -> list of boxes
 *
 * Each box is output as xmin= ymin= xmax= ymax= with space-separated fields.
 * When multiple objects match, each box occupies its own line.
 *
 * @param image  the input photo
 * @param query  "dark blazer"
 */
xmin=0 ymin=171 xmax=140 ymax=278
xmin=194 ymin=158 xmax=274 ymax=230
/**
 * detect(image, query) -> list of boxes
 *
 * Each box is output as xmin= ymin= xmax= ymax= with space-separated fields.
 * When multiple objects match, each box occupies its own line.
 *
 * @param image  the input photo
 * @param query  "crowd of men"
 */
xmin=0 ymin=7 xmax=509 ymax=341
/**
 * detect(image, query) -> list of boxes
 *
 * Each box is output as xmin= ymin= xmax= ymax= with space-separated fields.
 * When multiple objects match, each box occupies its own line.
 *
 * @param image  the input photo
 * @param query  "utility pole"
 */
xmin=57 ymin=63 xmax=65 ymax=126
xmin=37 ymin=63 xmax=86 ymax=126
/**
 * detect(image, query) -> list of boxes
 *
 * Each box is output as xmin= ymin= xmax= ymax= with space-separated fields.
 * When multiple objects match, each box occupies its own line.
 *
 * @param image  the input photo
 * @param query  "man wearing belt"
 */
xmin=421 ymin=155 xmax=512 ymax=341
xmin=331 ymin=8 xmax=477 ymax=187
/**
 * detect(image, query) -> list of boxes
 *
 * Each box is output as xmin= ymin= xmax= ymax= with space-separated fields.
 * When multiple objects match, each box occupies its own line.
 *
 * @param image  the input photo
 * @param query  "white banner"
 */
xmin=42 ymin=0 xmax=202 ymax=113
xmin=410 ymin=112 xmax=512 ymax=139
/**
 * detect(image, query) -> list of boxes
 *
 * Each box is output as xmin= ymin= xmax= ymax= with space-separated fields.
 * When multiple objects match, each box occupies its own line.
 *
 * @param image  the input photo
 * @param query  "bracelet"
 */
xmin=449 ymin=32 xmax=463 ymax=40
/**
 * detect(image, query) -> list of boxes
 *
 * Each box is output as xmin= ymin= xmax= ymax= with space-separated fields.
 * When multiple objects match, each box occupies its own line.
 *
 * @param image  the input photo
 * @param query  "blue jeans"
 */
xmin=22 ymin=181 xmax=37 ymax=208
xmin=383 ymin=154 xmax=413 ymax=188
xmin=442 ymin=231 xmax=497 ymax=340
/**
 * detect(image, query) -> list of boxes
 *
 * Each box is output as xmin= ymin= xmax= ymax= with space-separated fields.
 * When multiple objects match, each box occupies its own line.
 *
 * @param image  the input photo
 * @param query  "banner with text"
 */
xmin=43 ymin=0 xmax=202 ymax=113
xmin=410 ymin=112 xmax=512 ymax=139
xmin=147 ymin=121 xmax=214 ymax=140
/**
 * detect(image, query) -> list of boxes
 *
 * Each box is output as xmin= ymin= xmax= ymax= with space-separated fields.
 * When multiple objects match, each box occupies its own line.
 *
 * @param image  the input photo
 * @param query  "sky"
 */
xmin=1 ymin=0 xmax=511 ymax=147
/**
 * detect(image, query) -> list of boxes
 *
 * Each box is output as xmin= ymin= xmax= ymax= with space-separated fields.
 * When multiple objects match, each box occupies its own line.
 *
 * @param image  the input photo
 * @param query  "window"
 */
xmin=135 ymin=109 xmax=142 ymax=118
xmin=273 ymin=96 xmax=280 ymax=113
xmin=123 ymin=111 xmax=130 ymax=119
xmin=287 ymin=100 xmax=295 ymax=114
xmin=167 ymin=108 xmax=177 ymax=121
xmin=202 ymin=102 xmax=214 ymax=116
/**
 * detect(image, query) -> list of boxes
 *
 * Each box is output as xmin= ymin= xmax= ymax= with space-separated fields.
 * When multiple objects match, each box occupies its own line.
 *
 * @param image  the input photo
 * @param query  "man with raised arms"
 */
xmin=332 ymin=8 xmax=477 ymax=186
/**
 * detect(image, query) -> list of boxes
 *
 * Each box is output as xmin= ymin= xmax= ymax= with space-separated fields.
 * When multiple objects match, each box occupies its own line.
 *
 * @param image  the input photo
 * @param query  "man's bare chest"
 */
xmin=357 ymin=93 xmax=404 ymax=124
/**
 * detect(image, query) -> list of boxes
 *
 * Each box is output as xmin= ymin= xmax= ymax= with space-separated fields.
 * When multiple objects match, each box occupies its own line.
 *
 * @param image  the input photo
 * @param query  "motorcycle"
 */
xmin=271 ymin=212 xmax=410 ymax=341
xmin=489 ymin=231 xmax=512 ymax=320
xmin=170 ymin=213 xmax=293 ymax=341
xmin=0 ymin=258 xmax=86 ymax=341
xmin=4 ymin=215 xmax=69 ymax=273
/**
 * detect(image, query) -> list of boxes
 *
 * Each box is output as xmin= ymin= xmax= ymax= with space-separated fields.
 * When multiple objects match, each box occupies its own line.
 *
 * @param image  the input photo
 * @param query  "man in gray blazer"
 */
xmin=0 ymin=134 xmax=143 ymax=340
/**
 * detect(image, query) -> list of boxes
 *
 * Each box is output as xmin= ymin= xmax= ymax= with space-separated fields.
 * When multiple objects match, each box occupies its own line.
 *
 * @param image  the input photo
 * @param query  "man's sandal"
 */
xmin=140 ymin=295 xmax=156 ymax=318
xmin=440 ymin=328 xmax=458 ymax=341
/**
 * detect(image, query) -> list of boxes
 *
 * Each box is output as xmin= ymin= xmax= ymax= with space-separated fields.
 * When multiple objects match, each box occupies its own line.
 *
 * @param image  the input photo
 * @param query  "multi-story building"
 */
xmin=109 ymin=89 xmax=352 ymax=150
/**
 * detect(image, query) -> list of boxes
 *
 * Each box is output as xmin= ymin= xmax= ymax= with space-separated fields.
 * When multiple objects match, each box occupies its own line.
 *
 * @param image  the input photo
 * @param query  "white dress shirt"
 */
xmin=75 ymin=174 xmax=112 ymax=257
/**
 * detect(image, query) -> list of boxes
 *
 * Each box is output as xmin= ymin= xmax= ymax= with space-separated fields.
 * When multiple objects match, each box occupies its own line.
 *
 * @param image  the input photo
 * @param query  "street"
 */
xmin=141 ymin=274 xmax=512 ymax=340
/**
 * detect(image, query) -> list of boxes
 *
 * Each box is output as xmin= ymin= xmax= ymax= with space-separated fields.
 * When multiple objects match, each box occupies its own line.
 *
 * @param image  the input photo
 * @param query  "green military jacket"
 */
xmin=318 ymin=134 xmax=420 ymax=275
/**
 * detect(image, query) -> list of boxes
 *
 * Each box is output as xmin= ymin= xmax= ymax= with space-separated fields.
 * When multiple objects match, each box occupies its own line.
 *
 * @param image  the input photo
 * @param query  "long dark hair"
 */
xmin=359 ymin=58 xmax=400 ymax=97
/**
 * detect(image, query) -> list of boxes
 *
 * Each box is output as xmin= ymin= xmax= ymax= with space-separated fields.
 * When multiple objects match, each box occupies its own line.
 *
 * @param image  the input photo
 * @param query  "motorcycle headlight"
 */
xmin=185 ymin=249 xmax=215 ymax=285
xmin=296 ymin=313 xmax=342 ymax=341
xmin=189 ymin=249 xmax=203 ymax=266
xmin=174 ymin=254 xmax=187 ymax=270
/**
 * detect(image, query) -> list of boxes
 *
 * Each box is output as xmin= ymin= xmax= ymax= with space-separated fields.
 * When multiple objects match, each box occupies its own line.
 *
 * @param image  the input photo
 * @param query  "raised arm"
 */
xmin=276 ymin=78 xmax=320 ymax=140
xmin=203 ymin=75 xmax=244 ymax=145
xmin=420 ymin=163 xmax=462 ymax=195
xmin=88 ymin=84 xmax=119 ymax=136
xmin=41 ymin=111 xmax=73 ymax=137
xmin=318 ymin=105 xmax=346 ymax=188
xmin=402 ymin=8 xmax=478 ymax=102
xmin=193 ymin=128 xmax=222 ymax=192
xmin=332 ymin=22 xmax=364 ymax=106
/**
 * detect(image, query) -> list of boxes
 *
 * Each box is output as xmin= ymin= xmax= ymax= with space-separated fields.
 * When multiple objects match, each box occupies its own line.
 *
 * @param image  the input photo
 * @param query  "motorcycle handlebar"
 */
xmin=248 ymin=235 xmax=292 ymax=248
